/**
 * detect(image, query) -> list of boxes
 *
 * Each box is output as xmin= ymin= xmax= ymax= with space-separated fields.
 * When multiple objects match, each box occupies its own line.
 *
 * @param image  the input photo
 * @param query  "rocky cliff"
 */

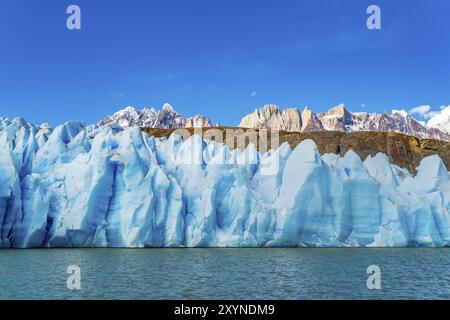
xmin=240 ymin=104 xmax=450 ymax=141
xmin=142 ymin=127 xmax=450 ymax=174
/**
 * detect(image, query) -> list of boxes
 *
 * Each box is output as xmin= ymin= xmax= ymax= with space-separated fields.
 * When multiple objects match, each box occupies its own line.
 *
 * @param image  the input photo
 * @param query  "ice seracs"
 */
xmin=0 ymin=117 xmax=448 ymax=248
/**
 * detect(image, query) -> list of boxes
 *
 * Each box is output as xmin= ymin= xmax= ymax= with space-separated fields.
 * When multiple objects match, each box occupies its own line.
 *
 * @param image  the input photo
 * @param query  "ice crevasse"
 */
xmin=0 ymin=117 xmax=449 ymax=248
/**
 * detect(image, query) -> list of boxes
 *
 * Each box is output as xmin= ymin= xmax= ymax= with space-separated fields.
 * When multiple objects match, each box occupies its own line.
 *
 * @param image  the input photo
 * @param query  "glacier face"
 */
xmin=0 ymin=117 xmax=449 ymax=248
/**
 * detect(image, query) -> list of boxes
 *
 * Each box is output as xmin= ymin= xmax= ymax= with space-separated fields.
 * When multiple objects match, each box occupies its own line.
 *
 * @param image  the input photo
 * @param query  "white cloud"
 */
xmin=361 ymin=103 xmax=366 ymax=108
xmin=150 ymin=74 xmax=174 ymax=82
xmin=409 ymin=105 xmax=437 ymax=119
xmin=427 ymin=105 xmax=450 ymax=133
xmin=250 ymin=91 xmax=257 ymax=97
xmin=109 ymin=91 xmax=124 ymax=98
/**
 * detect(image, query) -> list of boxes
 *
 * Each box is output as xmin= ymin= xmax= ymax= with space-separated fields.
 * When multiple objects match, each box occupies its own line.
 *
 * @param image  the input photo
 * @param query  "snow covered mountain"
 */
xmin=428 ymin=106 xmax=450 ymax=134
xmin=240 ymin=104 xmax=450 ymax=141
xmin=0 ymin=117 xmax=449 ymax=247
xmin=95 ymin=103 xmax=449 ymax=142
xmin=97 ymin=103 xmax=212 ymax=129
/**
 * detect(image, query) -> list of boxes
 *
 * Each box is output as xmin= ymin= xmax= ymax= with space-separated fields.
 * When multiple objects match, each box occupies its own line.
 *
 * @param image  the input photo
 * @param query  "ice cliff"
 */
xmin=0 ymin=117 xmax=449 ymax=247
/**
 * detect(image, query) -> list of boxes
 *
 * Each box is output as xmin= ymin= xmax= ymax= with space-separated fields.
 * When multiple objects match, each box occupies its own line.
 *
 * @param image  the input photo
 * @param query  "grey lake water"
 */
xmin=0 ymin=248 xmax=449 ymax=300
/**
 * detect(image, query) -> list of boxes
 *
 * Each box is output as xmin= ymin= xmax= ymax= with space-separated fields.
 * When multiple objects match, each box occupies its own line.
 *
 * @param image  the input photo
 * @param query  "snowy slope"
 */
xmin=95 ymin=104 xmax=212 ymax=129
xmin=0 ymin=118 xmax=449 ymax=247
xmin=428 ymin=106 xmax=450 ymax=133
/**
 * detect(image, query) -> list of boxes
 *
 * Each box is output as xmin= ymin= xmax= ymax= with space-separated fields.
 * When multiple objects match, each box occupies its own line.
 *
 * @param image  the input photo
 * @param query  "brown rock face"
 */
xmin=240 ymin=104 xmax=449 ymax=141
xmin=317 ymin=103 xmax=353 ymax=131
xmin=239 ymin=105 xmax=301 ymax=131
xmin=141 ymin=127 xmax=450 ymax=174
xmin=301 ymin=107 xmax=324 ymax=132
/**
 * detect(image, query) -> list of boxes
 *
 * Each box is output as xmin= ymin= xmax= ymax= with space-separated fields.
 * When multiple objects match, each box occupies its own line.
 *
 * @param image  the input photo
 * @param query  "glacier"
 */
xmin=0 ymin=117 xmax=449 ymax=248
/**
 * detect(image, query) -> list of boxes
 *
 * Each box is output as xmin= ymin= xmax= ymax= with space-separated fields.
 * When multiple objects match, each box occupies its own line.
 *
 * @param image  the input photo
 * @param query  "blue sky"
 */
xmin=1 ymin=0 xmax=450 ymax=126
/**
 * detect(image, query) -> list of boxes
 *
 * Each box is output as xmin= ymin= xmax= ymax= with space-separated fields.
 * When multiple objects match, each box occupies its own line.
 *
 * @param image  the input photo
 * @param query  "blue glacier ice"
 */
xmin=0 ymin=117 xmax=449 ymax=247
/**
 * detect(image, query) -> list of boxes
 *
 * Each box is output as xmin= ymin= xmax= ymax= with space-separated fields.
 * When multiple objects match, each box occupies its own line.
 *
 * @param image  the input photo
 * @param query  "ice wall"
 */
xmin=0 ymin=117 xmax=449 ymax=247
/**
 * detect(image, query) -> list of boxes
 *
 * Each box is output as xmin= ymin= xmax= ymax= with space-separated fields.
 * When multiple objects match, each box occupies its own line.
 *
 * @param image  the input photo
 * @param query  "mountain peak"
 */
xmin=301 ymin=107 xmax=323 ymax=132
xmin=97 ymin=104 xmax=212 ymax=129
xmin=260 ymin=104 xmax=281 ymax=113
xmin=162 ymin=103 xmax=175 ymax=112
xmin=239 ymin=104 xmax=300 ymax=131
xmin=327 ymin=103 xmax=350 ymax=117
xmin=392 ymin=109 xmax=409 ymax=117
xmin=123 ymin=105 xmax=137 ymax=112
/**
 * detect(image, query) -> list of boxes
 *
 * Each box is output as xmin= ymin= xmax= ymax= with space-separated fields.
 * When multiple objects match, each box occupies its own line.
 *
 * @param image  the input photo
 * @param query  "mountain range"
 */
xmin=96 ymin=103 xmax=212 ymax=129
xmin=239 ymin=104 xmax=450 ymax=141
xmin=95 ymin=103 xmax=450 ymax=141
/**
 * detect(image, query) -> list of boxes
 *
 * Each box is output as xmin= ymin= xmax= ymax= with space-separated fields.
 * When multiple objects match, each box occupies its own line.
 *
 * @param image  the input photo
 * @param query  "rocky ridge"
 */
xmin=239 ymin=104 xmax=449 ymax=141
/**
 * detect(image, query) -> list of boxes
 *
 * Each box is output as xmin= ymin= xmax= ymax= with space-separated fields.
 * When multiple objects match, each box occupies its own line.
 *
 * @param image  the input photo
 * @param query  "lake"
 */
xmin=0 ymin=248 xmax=448 ymax=300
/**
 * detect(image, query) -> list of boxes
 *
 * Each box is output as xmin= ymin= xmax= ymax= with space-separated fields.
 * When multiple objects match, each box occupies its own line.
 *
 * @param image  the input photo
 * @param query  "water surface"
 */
xmin=0 ymin=248 xmax=448 ymax=299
